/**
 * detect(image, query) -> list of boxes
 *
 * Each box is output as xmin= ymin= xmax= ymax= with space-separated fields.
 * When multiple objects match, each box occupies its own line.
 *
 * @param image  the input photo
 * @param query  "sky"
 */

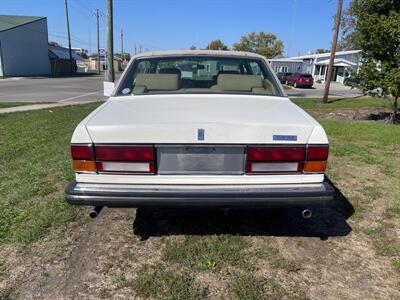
xmin=2 ymin=0 xmax=351 ymax=57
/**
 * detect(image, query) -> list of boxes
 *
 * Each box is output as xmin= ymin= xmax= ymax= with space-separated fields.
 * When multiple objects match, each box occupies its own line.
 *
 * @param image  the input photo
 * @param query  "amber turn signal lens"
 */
xmin=304 ymin=160 xmax=327 ymax=173
xmin=72 ymin=160 xmax=97 ymax=172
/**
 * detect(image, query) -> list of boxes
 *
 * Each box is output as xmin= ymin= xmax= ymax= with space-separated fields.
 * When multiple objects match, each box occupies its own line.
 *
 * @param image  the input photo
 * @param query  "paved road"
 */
xmin=286 ymin=82 xmax=364 ymax=98
xmin=0 ymin=75 xmax=363 ymax=103
xmin=0 ymin=75 xmax=106 ymax=103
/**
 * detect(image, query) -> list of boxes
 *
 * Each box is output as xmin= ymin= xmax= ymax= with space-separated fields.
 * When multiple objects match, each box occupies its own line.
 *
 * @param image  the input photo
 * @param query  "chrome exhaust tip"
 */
xmin=301 ymin=209 xmax=312 ymax=219
xmin=89 ymin=206 xmax=103 ymax=219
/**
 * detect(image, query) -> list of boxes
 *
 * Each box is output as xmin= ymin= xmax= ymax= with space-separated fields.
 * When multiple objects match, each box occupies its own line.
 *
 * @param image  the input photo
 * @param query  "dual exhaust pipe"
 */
xmin=89 ymin=206 xmax=103 ymax=219
xmin=301 ymin=209 xmax=312 ymax=219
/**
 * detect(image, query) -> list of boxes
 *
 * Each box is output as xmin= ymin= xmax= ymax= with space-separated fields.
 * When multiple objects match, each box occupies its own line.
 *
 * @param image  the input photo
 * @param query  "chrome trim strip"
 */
xmin=73 ymin=183 xmax=327 ymax=194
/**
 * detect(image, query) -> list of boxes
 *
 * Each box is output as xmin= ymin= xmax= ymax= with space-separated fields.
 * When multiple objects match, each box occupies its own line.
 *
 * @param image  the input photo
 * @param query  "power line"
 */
xmin=69 ymin=1 xmax=92 ymax=19
xmin=77 ymin=0 xmax=98 ymax=13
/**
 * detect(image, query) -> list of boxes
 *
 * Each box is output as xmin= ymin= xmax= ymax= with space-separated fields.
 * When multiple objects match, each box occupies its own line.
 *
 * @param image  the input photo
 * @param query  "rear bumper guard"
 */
xmin=65 ymin=180 xmax=335 ymax=208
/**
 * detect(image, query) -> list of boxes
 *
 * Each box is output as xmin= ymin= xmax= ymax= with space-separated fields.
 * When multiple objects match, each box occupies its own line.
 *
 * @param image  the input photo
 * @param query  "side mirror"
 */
xmin=103 ymin=81 xmax=115 ymax=97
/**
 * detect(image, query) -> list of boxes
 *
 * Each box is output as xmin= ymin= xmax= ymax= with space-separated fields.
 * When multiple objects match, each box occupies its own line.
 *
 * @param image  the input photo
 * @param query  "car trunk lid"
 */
xmin=85 ymin=94 xmax=317 ymax=144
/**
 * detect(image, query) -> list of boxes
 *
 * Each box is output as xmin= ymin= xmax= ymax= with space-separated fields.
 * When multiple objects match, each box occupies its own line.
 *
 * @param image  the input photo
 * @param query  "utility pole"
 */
xmin=64 ymin=0 xmax=73 ymax=73
xmin=134 ymin=44 xmax=137 ymax=55
xmin=322 ymin=0 xmax=343 ymax=103
xmin=121 ymin=28 xmax=124 ymax=60
xmin=89 ymin=26 xmax=91 ymax=55
xmin=94 ymin=9 xmax=101 ymax=74
xmin=106 ymin=0 xmax=115 ymax=82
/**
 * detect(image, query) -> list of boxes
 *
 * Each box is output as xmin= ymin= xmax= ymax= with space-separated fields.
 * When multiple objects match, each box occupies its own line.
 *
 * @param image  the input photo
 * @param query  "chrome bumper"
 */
xmin=65 ymin=180 xmax=335 ymax=208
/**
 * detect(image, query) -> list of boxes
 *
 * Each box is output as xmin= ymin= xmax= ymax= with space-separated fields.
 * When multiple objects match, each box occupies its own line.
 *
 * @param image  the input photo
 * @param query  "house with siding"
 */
xmin=269 ymin=50 xmax=362 ymax=84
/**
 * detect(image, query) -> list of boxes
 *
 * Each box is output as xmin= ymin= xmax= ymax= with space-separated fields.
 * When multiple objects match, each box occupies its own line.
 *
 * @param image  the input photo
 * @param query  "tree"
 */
xmin=314 ymin=48 xmax=330 ymax=54
xmin=232 ymin=32 xmax=284 ymax=58
xmin=348 ymin=0 xmax=399 ymax=122
xmin=115 ymin=52 xmax=131 ymax=61
xmin=189 ymin=45 xmax=197 ymax=50
xmin=48 ymin=41 xmax=62 ymax=47
xmin=205 ymin=39 xmax=228 ymax=50
xmin=338 ymin=2 xmax=363 ymax=50
xmin=77 ymin=52 xmax=89 ymax=59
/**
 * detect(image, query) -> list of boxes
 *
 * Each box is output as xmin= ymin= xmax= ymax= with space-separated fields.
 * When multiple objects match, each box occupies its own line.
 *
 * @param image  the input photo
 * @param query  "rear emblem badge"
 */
xmin=197 ymin=129 xmax=205 ymax=141
xmin=273 ymin=135 xmax=297 ymax=141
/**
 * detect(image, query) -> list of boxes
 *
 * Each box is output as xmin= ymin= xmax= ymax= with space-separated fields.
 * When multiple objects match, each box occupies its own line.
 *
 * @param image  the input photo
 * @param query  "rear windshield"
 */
xmin=301 ymin=74 xmax=313 ymax=78
xmin=116 ymin=56 xmax=282 ymax=97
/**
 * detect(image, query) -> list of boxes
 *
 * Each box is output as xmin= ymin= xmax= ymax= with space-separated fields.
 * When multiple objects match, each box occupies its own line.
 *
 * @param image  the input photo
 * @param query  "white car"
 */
xmin=65 ymin=50 xmax=334 ymax=218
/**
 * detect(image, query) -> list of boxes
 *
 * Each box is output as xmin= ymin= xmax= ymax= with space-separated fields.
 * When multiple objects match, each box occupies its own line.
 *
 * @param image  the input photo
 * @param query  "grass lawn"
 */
xmin=292 ymin=97 xmax=392 ymax=110
xmin=0 ymin=103 xmax=399 ymax=298
xmin=0 ymin=102 xmax=100 ymax=243
xmin=0 ymin=102 xmax=38 ymax=109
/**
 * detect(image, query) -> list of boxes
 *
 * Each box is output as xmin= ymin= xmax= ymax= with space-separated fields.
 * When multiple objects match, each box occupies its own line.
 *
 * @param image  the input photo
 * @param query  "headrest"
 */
xmin=159 ymin=68 xmax=181 ymax=76
xmin=217 ymin=70 xmax=240 ymax=75
xmin=135 ymin=73 xmax=179 ymax=91
xmin=217 ymin=74 xmax=263 ymax=91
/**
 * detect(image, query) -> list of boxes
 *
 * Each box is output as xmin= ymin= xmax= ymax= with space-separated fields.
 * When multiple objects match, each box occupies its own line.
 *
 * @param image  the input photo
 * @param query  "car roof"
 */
xmin=131 ymin=50 xmax=267 ymax=60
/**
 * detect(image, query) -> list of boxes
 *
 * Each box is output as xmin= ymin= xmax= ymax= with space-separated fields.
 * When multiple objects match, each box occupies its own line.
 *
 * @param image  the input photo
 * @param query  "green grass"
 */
xmin=0 ymin=102 xmax=37 ymax=109
xmin=321 ymin=120 xmax=400 ymax=174
xmin=322 ymin=120 xmax=400 ymax=274
xmin=292 ymin=97 xmax=392 ymax=110
xmin=254 ymin=245 xmax=302 ymax=272
xmin=163 ymin=235 xmax=250 ymax=272
xmin=131 ymin=263 xmax=207 ymax=299
xmin=229 ymin=274 xmax=266 ymax=300
xmin=230 ymin=274 xmax=306 ymax=300
xmin=322 ymin=120 xmax=400 ymax=216
xmin=1 ymin=102 xmax=400 ymax=296
xmin=364 ymin=224 xmax=400 ymax=273
xmin=0 ymin=102 xmax=101 ymax=244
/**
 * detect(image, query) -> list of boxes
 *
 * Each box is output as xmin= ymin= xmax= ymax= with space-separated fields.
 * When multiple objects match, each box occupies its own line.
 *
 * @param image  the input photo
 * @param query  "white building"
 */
xmin=0 ymin=15 xmax=51 ymax=77
xmin=269 ymin=50 xmax=362 ymax=84
xmin=71 ymin=47 xmax=88 ymax=54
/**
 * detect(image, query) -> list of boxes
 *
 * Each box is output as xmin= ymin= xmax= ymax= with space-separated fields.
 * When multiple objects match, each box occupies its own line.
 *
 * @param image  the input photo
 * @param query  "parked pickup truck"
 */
xmin=65 ymin=50 xmax=334 ymax=218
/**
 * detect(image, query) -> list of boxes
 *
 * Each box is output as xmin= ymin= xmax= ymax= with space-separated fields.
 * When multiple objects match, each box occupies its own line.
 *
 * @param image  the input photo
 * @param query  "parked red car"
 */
xmin=276 ymin=72 xmax=293 ymax=84
xmin=286 ymin=73 xmax=314 ymax=88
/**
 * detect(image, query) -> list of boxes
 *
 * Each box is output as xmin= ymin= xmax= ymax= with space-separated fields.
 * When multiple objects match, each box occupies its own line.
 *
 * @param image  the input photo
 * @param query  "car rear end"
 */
xmin=65 ymin=94 xmax=334 ymax=210
xmin=298 ymin=74 xmax=314 ymax=88
xmin=66 ymin=141 xmax=333 ymax=209
xmin=65 ymin=51 xmax=334 ymax=211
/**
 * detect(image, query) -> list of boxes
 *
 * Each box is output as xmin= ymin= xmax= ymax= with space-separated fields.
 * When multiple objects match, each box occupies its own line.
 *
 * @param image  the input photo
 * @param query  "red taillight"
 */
xmin=304 ymin=145 xmax=329 ymax=173
xmin=95 ymin=146 xmax=154 ymax=161
xmin=71 ymin=144 xmax=96 ymax=173
xmin=71 ymin=144 xmax=94 ymax=160
xmin=246 ymin=146 xmax=306 ymax=174
xmin=246 ymin=145 xmax=328 ymax=174
xmin=306 ymin=146 xmax=329 ymax=161
xmin=247 ymin=146 xmax=305 ymax=161
xmin=70 ymin=144 xmax=155 ymax=174
xmin=95 ymin=145 xmax=155 ymax=174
